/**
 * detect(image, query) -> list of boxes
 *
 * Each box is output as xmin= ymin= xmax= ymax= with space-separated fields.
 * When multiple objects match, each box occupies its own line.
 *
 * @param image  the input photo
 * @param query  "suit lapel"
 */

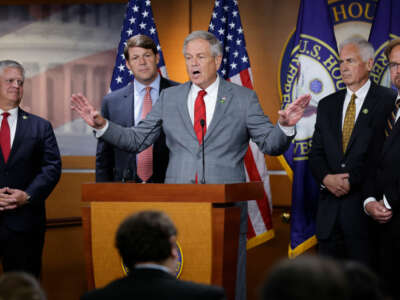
xmin=335 ymin=90 xmax=346 ymax=154
xmin=8 ymin=109 xmax=29 ymax=164
xmin=122 ymin=83 xmax=135 ymax=127
xmin=382 ymin=116 xmax=400 ymax=156
xmin=176 ymin=82 xmax=198 ymax=140
xmin=345 ymin=83 xmax=378 ymax=153
xmin=205 ymin=79 xmax=233 ymax=142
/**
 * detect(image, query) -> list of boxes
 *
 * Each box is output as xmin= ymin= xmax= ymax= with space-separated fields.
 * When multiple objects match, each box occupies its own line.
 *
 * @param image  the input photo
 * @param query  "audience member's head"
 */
xmin=261 ymin=255 xmax=349 ymax=300
xmin=115 ymin=210 xmax=178 ymax=273
xmin=343 ymin=261 xmax=385 ymax=300
xmin=0 ymin=272 xmax=46 ymax=300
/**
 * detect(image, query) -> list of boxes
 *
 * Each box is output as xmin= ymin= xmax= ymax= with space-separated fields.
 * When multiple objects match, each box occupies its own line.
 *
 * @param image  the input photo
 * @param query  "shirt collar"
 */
xmin=134 ymin=263 xmax=171 ymax=274
xmin=134 ymin=74 xmax=161 ymax=93
xmin=0 ymin=106 xmax=18 ymax=118
xmin=192 ymin=75 xmax=220 ymax=95
xmin=346 ymin=79 xmax=371 ymax=100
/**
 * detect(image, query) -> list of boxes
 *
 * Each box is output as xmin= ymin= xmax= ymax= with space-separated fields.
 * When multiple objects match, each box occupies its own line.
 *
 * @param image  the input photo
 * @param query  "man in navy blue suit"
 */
xmin=0 ymin=60 xmax=61 ymax=278
xmin=96 ymin=34 xmax=178 ymax=183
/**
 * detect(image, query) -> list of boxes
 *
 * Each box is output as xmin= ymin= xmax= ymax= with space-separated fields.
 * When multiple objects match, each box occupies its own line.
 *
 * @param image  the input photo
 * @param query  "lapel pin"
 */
xmin=22 ymin=115 xmax=28 ymax=119
xmin=362 ymin=108 xmax=368 ymax=114
xmin=219 ymin=97 xmax=226 ymax=104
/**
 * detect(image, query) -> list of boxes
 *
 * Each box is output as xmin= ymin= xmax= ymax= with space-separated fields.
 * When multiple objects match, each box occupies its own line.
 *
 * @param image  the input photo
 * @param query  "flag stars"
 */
xmin=229 ymin=22 xmax=235 ymax=29
xmin=223 ymin=58 xmax=228 ymax=63
xmin=116 ymin=76 xmax=123 ymax=84
xmin=223 ymin=5 xmax=229 ymax=11
xmin=218 ymin=28 xmax=225 ymax=35
xmin=128 ymin=70 xmax=133 ymax=75
xmin=225 ymin=46 xmax=230 ymax=53
xmin=221 ymin=69 xmax=226 ymax=75
xmin=142 ymin=10 xmax=149 ymax=18
xmin=129 ymin=17 xmax=136 ymax=24
xmin=212 ymin=12 xmax=217 ymax=19
xmin=150 ymin=27 xmax=156 ymax=34
xmin=118 ymin=64 xmax=125 ymax=72
xmin=145 ymin=0 xmax=151 ymax=6
xmin=233 ymin=50 xmax=239 ymax=57
xmin=233 ymin=0 xmax=238 ymax=5
xmin=139 ymin=22 xmax=146 ymax=29
xmin=221 ymin=16 xmax=226 ymax=23
xmin=132 ymin=5 xmax=139 ymax=12
xmin=237 ymin=27 xmax=243 ymax=34
xmin=157 ymin=44 xmax=161 ymax=51
xmin=230 ymin=62 xmax=237 ymax=69
xmin=233 ymin=10 xmax=238 ymax=17
xmin=241 ymin=56 xmax=248 ymax=63
xmin=227 ymin=34 xmax=233 ymax=41
xmin=236 ymin=39 xmax=242 ymax=45
xmin=126 ymin=28 xmax=133 ymax=36
xmin=209 ymin=23 xmax=215 ymax=30
xmin=215 ymin=0 xmax=220 ymax=7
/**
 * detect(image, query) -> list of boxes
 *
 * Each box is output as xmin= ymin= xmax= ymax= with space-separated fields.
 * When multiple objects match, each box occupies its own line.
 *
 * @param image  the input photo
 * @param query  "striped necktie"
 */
xmin=385 ymin=98 xmax=400 ymax=137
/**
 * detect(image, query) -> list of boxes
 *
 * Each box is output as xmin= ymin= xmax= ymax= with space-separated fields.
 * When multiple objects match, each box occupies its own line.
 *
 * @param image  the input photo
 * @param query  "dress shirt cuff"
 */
xmin=93 ymin=121 xmax=109 ymax=138
xmin=278 ymin=123 xmax=295 ymax=136
xmin=363 ymin=197 xmax=376 ymax=215
xmin=383 ymin=194 xmax=392 ymax=210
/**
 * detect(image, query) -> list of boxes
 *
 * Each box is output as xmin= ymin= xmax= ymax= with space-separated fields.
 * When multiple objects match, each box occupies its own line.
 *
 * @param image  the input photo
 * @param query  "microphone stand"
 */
xmin=200 ymin=119 xmax=206 ymax=184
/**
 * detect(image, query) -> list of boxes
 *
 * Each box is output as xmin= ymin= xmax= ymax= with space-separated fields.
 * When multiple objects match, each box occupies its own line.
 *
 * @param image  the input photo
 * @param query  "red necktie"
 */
xmin=0 ymin=112 xmax=10 ymax=163
xmin=194 ymin=90 xmax=207 ymax=144
xmin=137 ymin=87 xmax=153 ymax=182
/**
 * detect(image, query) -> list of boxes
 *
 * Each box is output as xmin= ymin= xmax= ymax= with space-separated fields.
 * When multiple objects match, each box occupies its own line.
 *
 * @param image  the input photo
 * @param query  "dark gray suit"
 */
xmin=99 ymin=78 xmax=293 ymax=300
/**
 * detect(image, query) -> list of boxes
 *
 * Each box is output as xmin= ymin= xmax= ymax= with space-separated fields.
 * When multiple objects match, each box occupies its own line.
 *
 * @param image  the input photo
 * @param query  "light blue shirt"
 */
xmin=134 ymin=75 xmax=161 ymax=126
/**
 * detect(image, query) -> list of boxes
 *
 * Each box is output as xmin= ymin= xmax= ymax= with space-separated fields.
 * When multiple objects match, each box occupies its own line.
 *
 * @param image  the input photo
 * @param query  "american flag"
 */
xmin=208 ymin=0 xmax=274 ymax=248
xmin=110 ymin=0 xmax=167 ymax=92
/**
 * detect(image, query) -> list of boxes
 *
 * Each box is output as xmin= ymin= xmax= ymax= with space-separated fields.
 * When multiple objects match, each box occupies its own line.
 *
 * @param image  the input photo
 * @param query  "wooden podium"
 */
xmin=82 ymin=182 xmax=264 ymax=300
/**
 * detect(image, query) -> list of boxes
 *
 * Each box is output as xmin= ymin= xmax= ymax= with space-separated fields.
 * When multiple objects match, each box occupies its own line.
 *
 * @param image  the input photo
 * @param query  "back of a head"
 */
xmin=343 ymin=261 xmax=385 ymax=300
xmin=0 ymin=272 xmax=46 ymax=300
xmin=261 ymin=256 xmax=349 ymax=300
xmin=116 ymin=210 xmax=177 ymax=271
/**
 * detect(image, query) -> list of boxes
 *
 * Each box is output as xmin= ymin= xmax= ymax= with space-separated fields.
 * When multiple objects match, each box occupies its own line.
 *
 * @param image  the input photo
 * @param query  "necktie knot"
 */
xmin=145 ymin=86 xmax=151 ymax=93
xmin=198 ymin=90 xmax=207 ymax=98
xmin=350 ymin=93 xmax=357 ymax=103
xmin=2 ymin=112 xmax=10 ymax=118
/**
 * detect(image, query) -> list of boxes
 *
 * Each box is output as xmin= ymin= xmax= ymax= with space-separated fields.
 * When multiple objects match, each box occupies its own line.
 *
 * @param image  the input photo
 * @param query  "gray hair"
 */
xmin=339 ymin=37 xmax=374 ymax=62
xmin=183 ymin=30 xmax=223 ymax=57
xmin=0 ymin=60 xmax=25 ymax=79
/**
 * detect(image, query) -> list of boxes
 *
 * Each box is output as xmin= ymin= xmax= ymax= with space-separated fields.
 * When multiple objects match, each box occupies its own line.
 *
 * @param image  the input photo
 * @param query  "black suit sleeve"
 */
xmin=25 ymin=121 xmax=61 ymax=206
xmin=309 ymin=101 xmax=331 ymax=184
xmin=95 ymin=98 xmax=115 ymax=182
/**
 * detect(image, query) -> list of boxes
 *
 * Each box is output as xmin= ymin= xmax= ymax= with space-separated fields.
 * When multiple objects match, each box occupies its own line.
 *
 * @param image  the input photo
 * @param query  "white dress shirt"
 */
xmin=134 ymin=75 xmax=161 ymax=125
xmin=342 ymin=80 xmax=371 ymax=128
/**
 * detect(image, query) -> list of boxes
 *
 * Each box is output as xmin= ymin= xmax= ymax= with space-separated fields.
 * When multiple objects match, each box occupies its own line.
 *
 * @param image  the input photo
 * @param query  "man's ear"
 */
xmin=170 ymin=236 xmax=178 ymax=258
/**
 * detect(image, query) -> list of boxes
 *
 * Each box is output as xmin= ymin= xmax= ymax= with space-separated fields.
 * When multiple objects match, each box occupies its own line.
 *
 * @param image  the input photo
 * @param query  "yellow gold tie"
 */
xmin=342 ymin=93 xmax=356 ymax=153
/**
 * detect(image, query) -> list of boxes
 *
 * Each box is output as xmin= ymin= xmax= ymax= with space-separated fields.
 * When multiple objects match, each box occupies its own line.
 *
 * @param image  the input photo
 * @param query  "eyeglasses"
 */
xmin=4 ymin=79 xmax=24 ymax=87
xmin=388 ymin=62 xmax=400 ymax=71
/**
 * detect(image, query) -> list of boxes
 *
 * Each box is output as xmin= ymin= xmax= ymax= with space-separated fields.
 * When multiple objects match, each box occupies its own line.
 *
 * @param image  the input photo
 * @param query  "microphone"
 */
xmin=200 ymin=119 xmax=206 ymax=184
xmin=122 ymin=119 xmax=163 ymax=183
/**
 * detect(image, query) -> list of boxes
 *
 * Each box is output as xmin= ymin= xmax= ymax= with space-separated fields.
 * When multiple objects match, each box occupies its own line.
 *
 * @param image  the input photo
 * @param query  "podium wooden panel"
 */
xmin=82 ymin=182 xmax=263 ymax=300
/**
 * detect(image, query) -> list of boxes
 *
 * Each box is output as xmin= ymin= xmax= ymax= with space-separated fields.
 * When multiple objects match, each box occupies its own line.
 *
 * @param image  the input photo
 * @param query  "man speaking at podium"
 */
xmin=71 ymin=30 xmax=310 ymax=300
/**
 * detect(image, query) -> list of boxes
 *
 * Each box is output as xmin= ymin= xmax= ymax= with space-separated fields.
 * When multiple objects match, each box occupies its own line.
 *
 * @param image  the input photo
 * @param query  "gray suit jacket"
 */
xmin=101 ymin=78 xmax=293 ymax=185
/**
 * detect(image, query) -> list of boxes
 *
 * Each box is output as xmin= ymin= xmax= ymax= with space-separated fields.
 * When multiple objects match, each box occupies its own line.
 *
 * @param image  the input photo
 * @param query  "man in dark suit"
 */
xmin=364 ymin=38 xmax=400 ymax=299
xmin=0 ymin=60 xmax=61 ymax=277
xmin=81 ymin=210 xmax=226 ymax=300
xmin=96 ymin=34 xmax=178 ymax=183
xmin=309 ymin=38 xmax=396 ymax=266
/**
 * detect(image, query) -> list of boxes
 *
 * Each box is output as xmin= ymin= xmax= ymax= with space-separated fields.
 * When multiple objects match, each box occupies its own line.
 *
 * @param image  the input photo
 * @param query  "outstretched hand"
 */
xmin=278 ymin=94 xmax=311 ymax=126
xmin=70 ymin=93 xmax=106 ymax=129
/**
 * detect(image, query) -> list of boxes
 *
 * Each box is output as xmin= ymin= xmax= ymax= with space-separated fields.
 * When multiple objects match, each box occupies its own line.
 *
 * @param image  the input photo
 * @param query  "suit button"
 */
xmin=341 ymin=163 xmax=346 ymax=168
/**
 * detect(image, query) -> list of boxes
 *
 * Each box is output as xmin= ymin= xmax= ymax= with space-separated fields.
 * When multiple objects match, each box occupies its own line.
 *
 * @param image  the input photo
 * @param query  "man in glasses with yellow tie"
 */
xmin=309 ymin=38 xmax=396 ymax=267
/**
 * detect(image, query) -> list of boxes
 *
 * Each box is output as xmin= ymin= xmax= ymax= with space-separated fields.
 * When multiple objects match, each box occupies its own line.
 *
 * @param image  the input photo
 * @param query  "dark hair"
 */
xmin=115 ymin=210 xmax=177 ymax=270
xmin=123 ymin=34 xmax=158 ymax=60
xmin=343 ymin=261 xmax=385 ymax=300
xmin=384 ymin=38 xmax=400 ymax=60
xmin=261 ymin=256 xmax=349 ymax=300
xmin=0 ymin=272 xmax=46 ymax=300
